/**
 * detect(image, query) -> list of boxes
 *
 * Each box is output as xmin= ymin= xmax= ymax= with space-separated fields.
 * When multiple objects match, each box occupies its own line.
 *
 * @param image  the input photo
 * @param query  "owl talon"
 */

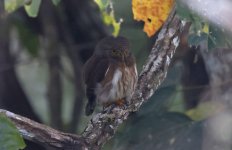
xmin=115 ymin=99 xmax=126 ymax=106
xmin=103 ymin=103 xmax=114 ymax=113
xmin=103 ymin=99 xmax=127 ymax=113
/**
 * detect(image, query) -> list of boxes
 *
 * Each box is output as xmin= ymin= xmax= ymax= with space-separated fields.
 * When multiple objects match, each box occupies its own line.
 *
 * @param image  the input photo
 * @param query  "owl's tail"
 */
xmin=85 ymin=102 xmax=96 ymax=116
xmin=85 ymin=89 xmax=96 ymax=116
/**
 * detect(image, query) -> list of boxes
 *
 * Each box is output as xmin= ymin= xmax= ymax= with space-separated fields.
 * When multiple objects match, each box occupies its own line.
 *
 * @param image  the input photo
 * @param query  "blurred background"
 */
xmin=0 ymin=0 xmax=232 ymax=150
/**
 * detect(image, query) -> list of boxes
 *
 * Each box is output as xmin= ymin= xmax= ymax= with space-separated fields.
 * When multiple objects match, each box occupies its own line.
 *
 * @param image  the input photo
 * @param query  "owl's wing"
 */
xmin=83 ymin=55 xmax=96 ymax=85
xmin=83 ymin=55 xmax=112 ymax=115
xmin=83 ymin=55 xmax=111 ymax=86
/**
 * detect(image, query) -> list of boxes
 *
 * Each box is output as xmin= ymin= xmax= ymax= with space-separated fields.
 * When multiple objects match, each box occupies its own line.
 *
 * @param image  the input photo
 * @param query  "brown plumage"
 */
xmin=83 ymin=36 xmax=138 ymax=116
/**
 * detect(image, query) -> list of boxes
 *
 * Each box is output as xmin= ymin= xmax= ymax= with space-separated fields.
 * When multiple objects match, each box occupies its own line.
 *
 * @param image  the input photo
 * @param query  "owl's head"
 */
xmin=95 ymin=36 xmax=130 ymax=59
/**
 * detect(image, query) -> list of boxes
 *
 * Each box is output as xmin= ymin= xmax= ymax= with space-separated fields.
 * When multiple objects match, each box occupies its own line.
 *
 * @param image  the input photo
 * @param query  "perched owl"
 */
xmin=83 ymin=36 xmax=138 ymax=116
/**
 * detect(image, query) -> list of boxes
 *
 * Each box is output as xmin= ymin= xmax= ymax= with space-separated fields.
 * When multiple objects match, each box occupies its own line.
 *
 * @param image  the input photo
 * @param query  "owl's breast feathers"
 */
xmin=95 ymin=57 xmax=138 ymax=104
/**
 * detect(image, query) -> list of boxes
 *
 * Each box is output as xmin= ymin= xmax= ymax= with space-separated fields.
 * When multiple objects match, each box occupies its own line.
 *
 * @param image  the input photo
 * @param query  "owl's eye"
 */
xmin=111 ymin=50 xmax=117 ymax=56
xmin=112 ymin=50 xmax=117 ymax=53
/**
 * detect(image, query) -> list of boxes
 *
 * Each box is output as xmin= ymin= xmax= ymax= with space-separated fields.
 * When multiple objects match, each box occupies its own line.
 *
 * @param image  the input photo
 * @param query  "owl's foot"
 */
xmin=103 ymin=99 xmax=128 ymax=113
xmin=103 ymin=99 xmax=126 ymax=108
xmin=115 ymin=98 xmax=126 ymax=106
xmin=114 ymin=98 xmax=129 ymax=110
xmin=103 ymin=102 xmax=111 ymax=108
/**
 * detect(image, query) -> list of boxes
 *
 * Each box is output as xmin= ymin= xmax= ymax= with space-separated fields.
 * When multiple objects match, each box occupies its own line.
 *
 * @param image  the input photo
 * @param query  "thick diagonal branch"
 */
xmin=81 ymin=8 xmax=186 ymax=150
xmin=0 ymin=7 xmax=186 ymax=150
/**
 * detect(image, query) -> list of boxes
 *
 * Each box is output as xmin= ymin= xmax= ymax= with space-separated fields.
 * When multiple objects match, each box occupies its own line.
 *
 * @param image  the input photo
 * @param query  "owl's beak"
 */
xmin=122 ymin=55 xmax=126 ymax=62
xmin=120 ymin=51 xmax=128 ymax=57
xmin=121 ymin=51 xmax=129 ymax=62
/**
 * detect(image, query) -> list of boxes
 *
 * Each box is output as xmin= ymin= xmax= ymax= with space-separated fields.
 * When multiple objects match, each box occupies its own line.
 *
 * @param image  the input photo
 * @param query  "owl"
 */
xmin=83 ymin=36 xmax=138 ymax=115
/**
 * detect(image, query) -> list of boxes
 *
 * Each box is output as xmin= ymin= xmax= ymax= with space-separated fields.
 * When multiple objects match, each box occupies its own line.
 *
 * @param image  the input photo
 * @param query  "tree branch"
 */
xmin=0 ymin=109 xmax=86 ymax=149
xmin=0 ymin=6 xmax=186 ymax=150
xmin=81 ymin=7 xmax=185 ymax=149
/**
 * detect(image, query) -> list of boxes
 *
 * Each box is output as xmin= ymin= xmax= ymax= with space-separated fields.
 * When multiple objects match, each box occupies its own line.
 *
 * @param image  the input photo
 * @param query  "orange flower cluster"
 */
xmin=132 ymin=0 xmax=174 ymax=37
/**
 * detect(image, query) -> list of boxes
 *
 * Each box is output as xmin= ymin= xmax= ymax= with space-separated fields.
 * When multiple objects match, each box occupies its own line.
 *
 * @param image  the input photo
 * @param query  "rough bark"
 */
xmin=0 ymin=6 xmax=186 ymax=150
xmin=0 ymin=109 xmax=85 ymax=149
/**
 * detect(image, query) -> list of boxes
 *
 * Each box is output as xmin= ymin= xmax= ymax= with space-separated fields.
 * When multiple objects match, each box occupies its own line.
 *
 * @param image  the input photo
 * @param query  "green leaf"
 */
xmin=188 ymin=33 xmax=208 ymax=47
xmin=187 ymin=21 xmax=209 ymax=47
xmin=94 ymin=0 xmax=109 ymax=10
xmin=176 ymin=0 xmax=192 ymax=21
xmin=112 ymin=21 xmax=121 ymax=37
xmin=177 ymin=1 xmax=232 ymax=50
xmin=51 ymin=0 xmax=61 ymax=6
xmin=102 ymin=12 xmax=122 ymax=37
xmin=0 ymin=114 xmax=26 ymax=150
xmin=94 ymin=0 xmax=122 ymax=37
xmin=24 ymin=0 xmax=41 ymax=17
xmin=208 ymin=25 xmax=232 ymax=50
xmin=186 ymin=101 xmax=224 ymax=121
xmin=4 ymin=0 xmax=31 ymax=13
xmin=187 ymin=21 xmax=232 ymax=50
xmin=15 ymin=22 xmax=40 ymax=57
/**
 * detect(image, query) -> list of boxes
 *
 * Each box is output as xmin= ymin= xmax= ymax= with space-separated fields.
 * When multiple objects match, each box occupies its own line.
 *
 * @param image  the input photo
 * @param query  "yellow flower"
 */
xmin=132 ymin=0 xmax=174 ymax=37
